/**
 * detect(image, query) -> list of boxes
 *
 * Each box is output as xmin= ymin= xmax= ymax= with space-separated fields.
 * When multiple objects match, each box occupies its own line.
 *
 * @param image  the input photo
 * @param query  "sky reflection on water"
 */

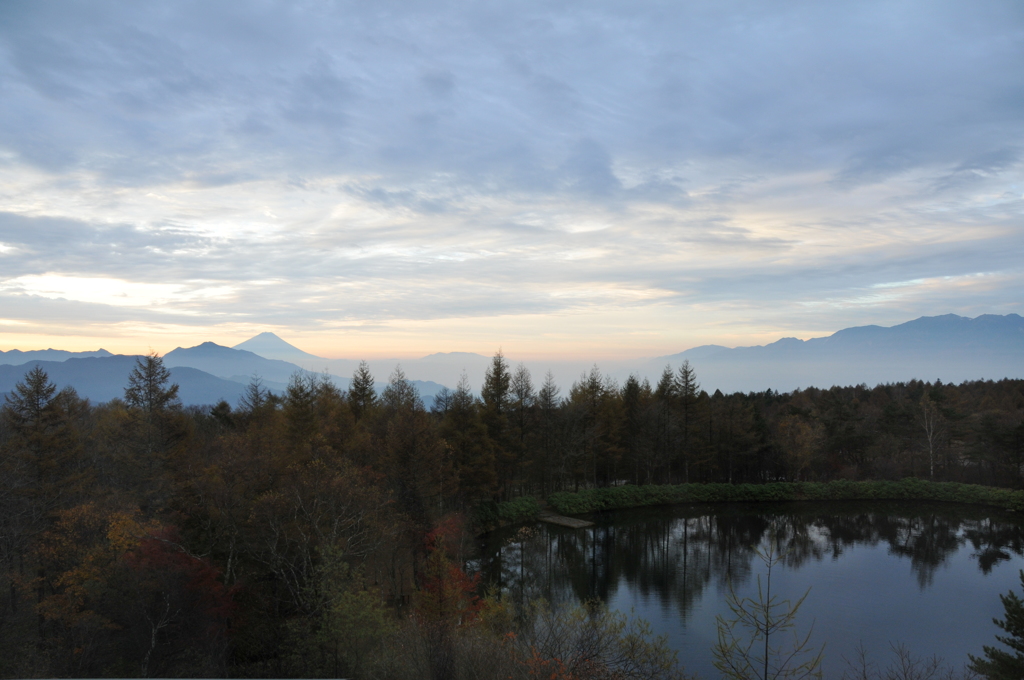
xmin=477 ymin=501 xmax=1024 ymax=678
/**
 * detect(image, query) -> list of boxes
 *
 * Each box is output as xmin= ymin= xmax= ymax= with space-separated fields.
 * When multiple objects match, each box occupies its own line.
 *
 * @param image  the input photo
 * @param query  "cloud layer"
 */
xmin=0 ymin=0 xmax=1022 ymax=356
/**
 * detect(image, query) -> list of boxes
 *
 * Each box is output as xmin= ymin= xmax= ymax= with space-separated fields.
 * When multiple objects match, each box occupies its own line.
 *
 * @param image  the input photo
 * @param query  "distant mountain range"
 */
xmin=0 ymin=356 xmax=250 ymax=405
xmin=228 ymin=335 xmax=488 ymax=392
xmin=0 ymin=336 xmax=451 ymax=406
xmin=2 ymin=313 xmax=1021 ymax=404
xmin=657 ymin=313 xmax=1024 ymax=393
xmin=0 ymin=348 xmax=113 ymax=363
xmin=164 ymin=342 xmax=306 ymax=385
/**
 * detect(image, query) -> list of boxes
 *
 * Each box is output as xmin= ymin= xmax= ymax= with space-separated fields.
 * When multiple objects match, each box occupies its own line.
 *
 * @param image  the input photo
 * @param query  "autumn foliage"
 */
xmin=1 ymin=352 xmax=1022 ymax=677
xmin=415 ymin=514 xmax=483 ymax=627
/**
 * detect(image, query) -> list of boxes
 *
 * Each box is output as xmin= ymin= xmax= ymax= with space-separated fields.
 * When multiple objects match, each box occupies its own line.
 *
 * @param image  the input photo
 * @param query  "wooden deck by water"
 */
xmin=537 ymin=510 xmax=594 ymax=529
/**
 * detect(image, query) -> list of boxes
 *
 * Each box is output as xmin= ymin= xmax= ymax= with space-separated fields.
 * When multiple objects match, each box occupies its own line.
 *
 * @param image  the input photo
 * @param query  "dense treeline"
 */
xmin=0 ymin=349 xmax=1021 ymax=677
xmin=441 ymin=353 xmax=1024 ymax=495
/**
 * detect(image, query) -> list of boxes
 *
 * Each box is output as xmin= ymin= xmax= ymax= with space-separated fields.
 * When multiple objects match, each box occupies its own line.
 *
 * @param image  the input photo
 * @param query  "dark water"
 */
xmin=475 ymin=501 xmax=1024 ymax=678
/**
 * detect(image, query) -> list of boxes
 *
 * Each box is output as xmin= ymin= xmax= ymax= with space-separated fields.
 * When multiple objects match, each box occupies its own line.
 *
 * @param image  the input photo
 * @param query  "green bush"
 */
xmin=473 ymin=496 xmax=541 ymax=529
xmin=546 ymin=480 xmax=1024 ymax=516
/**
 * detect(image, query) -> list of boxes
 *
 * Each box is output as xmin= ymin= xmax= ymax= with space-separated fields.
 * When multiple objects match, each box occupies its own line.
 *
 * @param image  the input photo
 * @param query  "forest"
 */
xmin=1 ymin=349 xmax=1023 ymax=678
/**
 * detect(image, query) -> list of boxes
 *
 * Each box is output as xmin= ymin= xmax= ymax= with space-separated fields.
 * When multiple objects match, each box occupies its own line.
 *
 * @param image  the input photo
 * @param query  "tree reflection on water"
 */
xmin=475 ymin=501 xmax=1024 ymax=616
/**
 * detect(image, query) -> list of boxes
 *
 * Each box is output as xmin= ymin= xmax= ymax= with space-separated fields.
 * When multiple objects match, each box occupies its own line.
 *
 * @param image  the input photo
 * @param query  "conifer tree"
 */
xmin=238 ymin=374 xmax=270 ymax=414
xmin=621 ymin=374 xmax=651 ymax=484
xmin=536 ymin=371 xmax=563 ymax=492
xmin=970 ymin=569 xmax=1024 ymax=679
xmin=349 ymin=361 xmax=377 ymax=421
xmin=438 ymin=374 xmax=496 ymax=503
xmin=2 ymin=366 xmax=85 ymax=630
xmin=676 ymin=360 xmax=700 ymax=482
xmin=481 ymin=350 xmax=512 ymax=495
xmin=507 ymin=363 xmax=535 ymax=491
xmin=381 ymin=366 xmax=420 ymax=412
xmin=654 ymin=366 xmax=679 ymax=482
xmin=481 ymin=350 xmax=511 ymax=414
xmin=2 ymin=365 xmax=83 ymax=503
xmin=122 ymin=352 xmax=185 ymax=506
xmin=125 ymin=352 xmax=180 ymax=416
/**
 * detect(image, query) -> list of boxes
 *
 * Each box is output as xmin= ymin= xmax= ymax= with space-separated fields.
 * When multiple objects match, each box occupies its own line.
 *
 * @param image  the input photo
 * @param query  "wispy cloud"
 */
xmin=0 ymin=1 xmax=1021 ymax=355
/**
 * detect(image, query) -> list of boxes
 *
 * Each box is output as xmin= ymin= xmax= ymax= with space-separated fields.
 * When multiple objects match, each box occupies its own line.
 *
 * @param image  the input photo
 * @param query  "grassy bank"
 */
xmin=473 ymin=496 xmax=543 ymax=530
xmin=546 ymin=479 xmax=1024 ymax=515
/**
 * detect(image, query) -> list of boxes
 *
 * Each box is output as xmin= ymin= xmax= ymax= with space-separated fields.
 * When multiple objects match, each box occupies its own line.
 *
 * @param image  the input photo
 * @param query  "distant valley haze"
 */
xmin=0 ymin=2 xmax=1022 ymax=401
xmin=2 ymin=313 xmax=1022 ymax=406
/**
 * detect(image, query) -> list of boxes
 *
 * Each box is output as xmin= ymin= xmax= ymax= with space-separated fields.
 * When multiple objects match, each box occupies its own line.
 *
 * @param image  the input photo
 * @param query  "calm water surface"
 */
xmin=476 ymin=501 xmax=1024 ymax=678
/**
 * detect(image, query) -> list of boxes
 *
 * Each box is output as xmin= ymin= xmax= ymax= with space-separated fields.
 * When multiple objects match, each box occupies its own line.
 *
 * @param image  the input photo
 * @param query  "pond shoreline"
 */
xmin=476 ymin=496 xmax=1024 ymax=680
xmin=480 ymin=479 xmax=1024 ymax=533
xmin=547 ymin=479 xmax=1024 ymax=515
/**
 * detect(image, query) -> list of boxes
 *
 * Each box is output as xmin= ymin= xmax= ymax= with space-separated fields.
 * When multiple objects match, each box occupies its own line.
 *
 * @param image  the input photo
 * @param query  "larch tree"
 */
xmin=676 ymin=360 xmax=700 ymax=483
xmin=349 ymin=361 xmax=377 ymax=421
xmin=1 ymin=366 xmax=84 ymax=626
xmin=437 ymin=374 xmax=495 ymax=504
xmin=536 ymin=371 xmax=563 ymax=492
xmin=125 ymin=352 xmax=180 ymax=417
xmin=507 ymin=363 xmax=535 ymax=494
xmin=481 ymin=350 xmax=512 ymax=495
xmin=237 ymin=374 xmax=270 ymax=415
xmin=122 ymin=352 xmax=186 ymax=508
xmin=654 ymin=366 xmax=679 ymax=483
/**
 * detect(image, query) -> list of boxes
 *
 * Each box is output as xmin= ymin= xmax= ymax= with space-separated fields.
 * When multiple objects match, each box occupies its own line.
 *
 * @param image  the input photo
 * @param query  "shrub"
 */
xmin=547 ymin=480 xmax=1024 ymax=516
xmin=472 ymin=496 xmax=541 ymax=530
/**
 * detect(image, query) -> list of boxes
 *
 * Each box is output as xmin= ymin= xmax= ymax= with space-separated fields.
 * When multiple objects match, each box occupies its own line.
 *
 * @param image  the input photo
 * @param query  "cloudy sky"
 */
xmin=0 ymin=0 xmax=1022 ymax=359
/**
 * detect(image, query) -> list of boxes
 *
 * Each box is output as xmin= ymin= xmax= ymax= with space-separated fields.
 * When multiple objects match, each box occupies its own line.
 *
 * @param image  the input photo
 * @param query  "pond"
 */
xmin=476 ymin=501 xmax=1024 ymax=678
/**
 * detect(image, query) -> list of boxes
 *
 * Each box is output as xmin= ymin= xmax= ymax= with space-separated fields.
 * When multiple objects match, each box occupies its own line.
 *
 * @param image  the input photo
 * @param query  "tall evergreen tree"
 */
xmin=536 ymin=371 xmax=563 ymax=492
xmin=568 ymin=367 xmax=612 ymax=488
xmin=2 ymin=367 xmax=74 ymax=610
xmin=621 ymin=375 xmax=655 ymax=484
xmin=481 ymin=352 xmax=509 ymax=417
xmin=481 ymin=350 xmax=513 ymax=495
xmin=349 ymin=361 xmax=377 ymax=421
xmin=970 ymin=569 xmax=1024 ymax=679
xmin=238 ymin=374 xmax=270 ymax=415
xmin=122 ymin=352 xmax=185 ymax=507
xmin=380 ymin=366 xmax=421 ymax=412
xmin=509 ymin=363 xmax=535 ymax=442
xmin=125 ymin=352 xmax=181 ymax=416
xmin=676 ymin=360 xmax=700 ymax=482
xmin=654 ymin=366 xmax=679 ymax=482
xmin=284 ymin=372 xmax=319 ymax=446
xmin=507 ymin=364 xmax=535 ymax=492
xmin=481 ymin=350 xmax=511 ymax=426
xmin=2 ymin=367 xmax=88 ymax=630
xmin=438 ymin=375 xmax=496 ymax=503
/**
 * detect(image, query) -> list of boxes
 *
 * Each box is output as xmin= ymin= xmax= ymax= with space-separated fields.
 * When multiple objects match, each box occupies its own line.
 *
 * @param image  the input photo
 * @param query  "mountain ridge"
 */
xmin=0 ymin=356 xmax=250 ymax=406
xmin=660 ymin=313 xmax=1024 ymax=360
xmin=0 ymin=348 xmax=114 ymax=365
xmin=3 ymin=313 xmax=1021 ymax=401
xmin=232 ymin=332 xmax=325 ymax=365
xmin=164 ymin=341 xmax=307 ymax=384
xmin=656 ymin=313 xmax=1024 ymax=392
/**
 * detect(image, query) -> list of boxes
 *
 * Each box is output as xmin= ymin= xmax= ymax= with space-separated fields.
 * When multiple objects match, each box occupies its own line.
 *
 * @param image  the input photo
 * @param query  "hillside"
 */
xmin=660 ymin=313 xmax=1024 ymax=392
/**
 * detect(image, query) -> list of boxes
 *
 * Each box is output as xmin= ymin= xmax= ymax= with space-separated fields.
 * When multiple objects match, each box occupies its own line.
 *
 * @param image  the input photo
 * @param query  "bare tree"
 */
xmin=919 ymin=395 xmax=943 ymax=480
xmin=713 ymin=528 xmax=824 ymax=680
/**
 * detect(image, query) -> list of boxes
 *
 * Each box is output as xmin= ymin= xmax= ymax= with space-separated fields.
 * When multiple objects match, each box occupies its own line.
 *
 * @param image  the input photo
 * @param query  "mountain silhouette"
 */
xmin=0 ymin=348 xmax=113 ymax=365
xmin=659 ymin=313 xmax=1024 ymax=392
xmin=0 ymin=356 xmax=250 ymax=405
xmin=164 ymin=341 xmax=306 ymax=384
xmin=232 ymin=332 xmax=326 ymax=367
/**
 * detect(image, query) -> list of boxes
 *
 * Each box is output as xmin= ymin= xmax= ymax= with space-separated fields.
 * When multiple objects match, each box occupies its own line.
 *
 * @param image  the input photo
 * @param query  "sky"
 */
xmin=0 ymin=0 xmax=1022 ymax=360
